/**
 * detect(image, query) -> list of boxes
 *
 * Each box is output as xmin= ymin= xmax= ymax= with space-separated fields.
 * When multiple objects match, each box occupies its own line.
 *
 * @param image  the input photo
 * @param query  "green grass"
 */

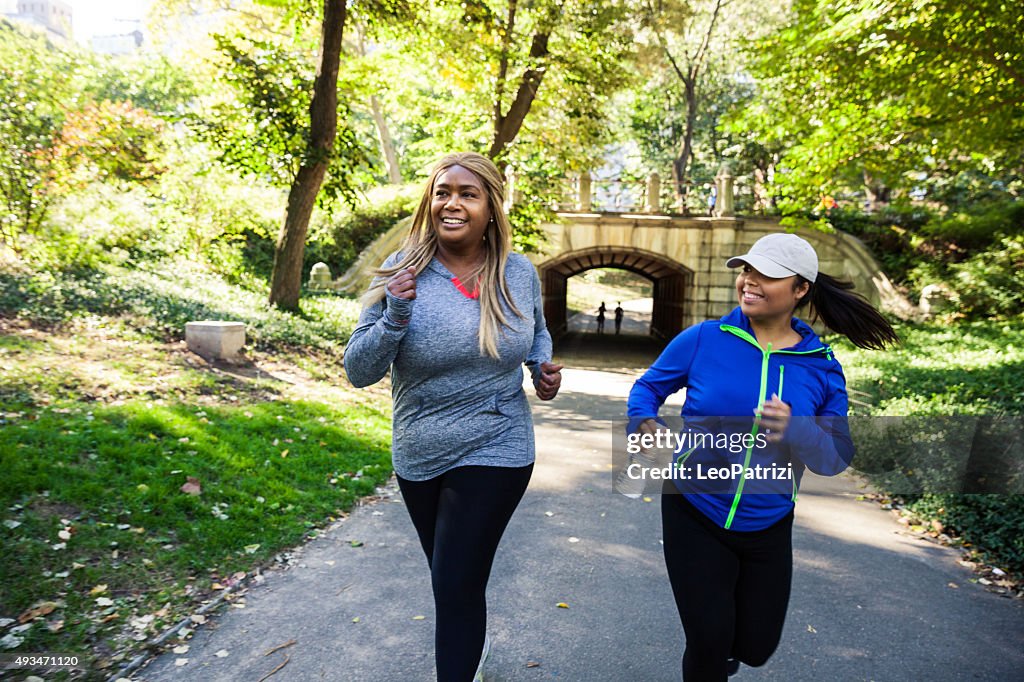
xmin=0 ymin=399 xmax=390 ymax=673
xmin=0 ymin=260 xmax=392 ymax=676
xmin=835 ymin=320 xmax=1024 ymax=415
xmin=0 ymin=259 xmax=363 ymax=353
xmin=834 ymin=319 xmax=1024 ymax=579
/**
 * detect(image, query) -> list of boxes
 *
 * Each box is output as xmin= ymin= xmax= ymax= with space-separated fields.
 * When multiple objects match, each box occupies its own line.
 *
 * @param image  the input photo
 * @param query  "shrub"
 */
xmin=921 ymin=199 xmax=1024 ymax=249
xmin=946 ymin=235 xmax=1024 ymax=318
xmin=305 ymin=183 xmax=420 ymax=277
xmin=906 ymin=493 xmax=1024 ymax=577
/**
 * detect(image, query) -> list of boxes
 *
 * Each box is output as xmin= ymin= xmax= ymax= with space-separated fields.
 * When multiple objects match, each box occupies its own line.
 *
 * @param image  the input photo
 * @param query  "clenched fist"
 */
xmin=387 ymin=267 xmax=417 ymax=300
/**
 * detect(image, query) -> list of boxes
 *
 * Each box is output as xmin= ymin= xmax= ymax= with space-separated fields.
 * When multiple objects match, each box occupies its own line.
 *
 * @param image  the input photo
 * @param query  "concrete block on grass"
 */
xmin=185 ymin=321 xmax=246 ymax=360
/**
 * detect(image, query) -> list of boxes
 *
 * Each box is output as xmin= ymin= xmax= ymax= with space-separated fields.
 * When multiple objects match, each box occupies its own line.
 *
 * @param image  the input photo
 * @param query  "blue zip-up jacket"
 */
xmin=627 ymin=307 xmax=853 ymax=531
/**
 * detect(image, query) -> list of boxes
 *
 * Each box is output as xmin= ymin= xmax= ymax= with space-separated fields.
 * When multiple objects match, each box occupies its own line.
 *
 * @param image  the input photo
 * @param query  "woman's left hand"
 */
xmin=757 ymin=393 xmax=791 ymax=443
xmin=535 ymin=361 xmax=563 ymax=401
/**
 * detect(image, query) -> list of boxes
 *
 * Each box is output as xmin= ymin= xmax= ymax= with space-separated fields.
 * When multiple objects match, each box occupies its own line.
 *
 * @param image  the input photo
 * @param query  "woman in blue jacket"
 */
xmin=627 ymin=233 xmax=897 ymax=681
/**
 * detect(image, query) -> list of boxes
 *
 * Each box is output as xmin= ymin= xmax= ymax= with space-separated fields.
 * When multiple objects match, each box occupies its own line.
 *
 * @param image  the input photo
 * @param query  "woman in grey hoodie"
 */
xmin=345 ymin=152 xmax=562 ymax=682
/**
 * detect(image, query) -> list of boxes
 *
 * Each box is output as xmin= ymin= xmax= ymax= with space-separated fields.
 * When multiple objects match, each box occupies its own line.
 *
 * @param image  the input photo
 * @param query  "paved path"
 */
xmin=136 ymin=367 xmax=1023 ymax=682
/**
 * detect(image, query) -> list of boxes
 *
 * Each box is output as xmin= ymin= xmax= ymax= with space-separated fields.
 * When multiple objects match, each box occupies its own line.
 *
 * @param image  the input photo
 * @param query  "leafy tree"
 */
xmin=359 ymin=0 xmax=633 ymax=238
xmin=90 ymin=54 xmax=198 ymax=115
xmin=624 ymin=0 xmax=790 ymax=211
xmin=53 ymin=101 xmax=167 ymax=187
xmin=731 ymin=0 xmax=1024 ymax=209
xmin=0 ymin=21 xmax=77 ymax=250
xmin=162 ymin=0 xmax=411 ymax=309
xmin=635 ymin=0 xmax=725 ymax=203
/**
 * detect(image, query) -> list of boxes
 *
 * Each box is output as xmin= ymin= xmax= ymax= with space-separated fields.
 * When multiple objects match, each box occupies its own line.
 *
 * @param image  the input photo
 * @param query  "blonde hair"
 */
xmin=362 ymin=152 xmax=524 ymax=358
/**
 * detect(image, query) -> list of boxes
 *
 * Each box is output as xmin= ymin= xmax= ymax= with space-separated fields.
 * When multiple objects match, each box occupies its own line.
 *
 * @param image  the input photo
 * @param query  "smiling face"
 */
xmin=430 ymin=164 xmax=491 ymax=254
xmin=735 ymin=264 xmax=810 ymax=321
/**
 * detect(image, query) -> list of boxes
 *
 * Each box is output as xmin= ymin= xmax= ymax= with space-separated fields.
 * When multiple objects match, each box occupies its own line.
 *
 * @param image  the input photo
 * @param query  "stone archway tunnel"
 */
xmin=539 ymin=247 xmax=692 ymax=339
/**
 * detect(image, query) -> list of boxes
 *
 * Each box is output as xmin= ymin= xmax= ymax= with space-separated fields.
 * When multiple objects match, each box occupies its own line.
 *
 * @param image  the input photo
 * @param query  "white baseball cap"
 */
xmin=726 ymin=233 xmax=818 ymax=282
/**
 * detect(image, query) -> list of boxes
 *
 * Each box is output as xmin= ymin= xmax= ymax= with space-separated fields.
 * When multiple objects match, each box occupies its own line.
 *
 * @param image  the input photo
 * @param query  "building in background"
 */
xmin=4 ymin=0 xmax=72 ymax=40
xmin=91 ymin=22 xmax=143 ymax=55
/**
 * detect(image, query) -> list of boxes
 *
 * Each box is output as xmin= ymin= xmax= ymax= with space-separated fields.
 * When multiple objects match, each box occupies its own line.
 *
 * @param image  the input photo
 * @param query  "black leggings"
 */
xmin=397 ymin=464 xmax=533 ymax=682
xmin=661 ymin=481 xmax=793 ymax=682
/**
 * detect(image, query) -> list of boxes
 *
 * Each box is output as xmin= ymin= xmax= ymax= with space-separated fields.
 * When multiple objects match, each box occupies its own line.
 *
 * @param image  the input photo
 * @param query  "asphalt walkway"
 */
xmin=136 ymin=344 xmax=1024 ymax=682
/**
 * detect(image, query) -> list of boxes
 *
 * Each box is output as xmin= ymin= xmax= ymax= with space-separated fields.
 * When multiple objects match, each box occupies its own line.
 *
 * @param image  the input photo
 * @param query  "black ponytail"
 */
xmin=795 ymin=273 xmax=899 ymax=350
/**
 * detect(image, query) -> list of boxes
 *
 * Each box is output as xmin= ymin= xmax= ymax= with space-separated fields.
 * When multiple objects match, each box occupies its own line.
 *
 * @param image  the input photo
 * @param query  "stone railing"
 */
xmin=504 ymin=163 xmax=740 ymax=217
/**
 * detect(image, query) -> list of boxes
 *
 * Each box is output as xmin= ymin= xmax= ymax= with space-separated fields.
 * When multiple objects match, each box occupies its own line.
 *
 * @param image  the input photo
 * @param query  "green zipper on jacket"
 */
xmin=719 ymin=324 xmax=828 ymax=528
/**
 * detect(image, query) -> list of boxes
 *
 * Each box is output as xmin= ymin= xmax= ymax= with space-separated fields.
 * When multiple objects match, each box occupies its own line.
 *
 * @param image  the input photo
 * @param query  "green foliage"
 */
xmin=0 ymin=398 xmax=391 ymax=665
xmin=946 ymin=235 xmax=1024 ymax=318
xmin=29 ymin=182 xmax=162 ymax=270
xmin=0 ymin=263 xmax=363 ymax=352
xmin=89 ymin=53 xmax=198 ymax=114
xmin=903 ymin=494 xmax=1024 ymax=577
xmin=54 ymin=100 xmax=168 ymax=186
xmin=360 ymin=0 xmax=632 ymax=204
xmin=801 ymin=199 xmax=1024 ymax=319
xmin=921 ymin=200 xmax=1024 ymax=247
xmin=0 ymin=21 xmax=78 ymax=248
xmin=306 ymin=183 xmax=420 ymax=274
xmin=837 ymin=321 xmax=1024 ymax=416
xmin=199 ymin=35 xmax=314 ymax=186
xmin=839 ymin=321 xmax=1024 ymax=576
xmin=195 ymin=33 xmax=370 ymax=208
xmin=151 ymin=140 xmax=281 ymax=275
xmin=731 ymin=0 xmax=1024 ymax=208
xmin=900 ymin=201 xmax=1024 ymax=316
xmin=505 ymin=162 xmax=563 ymax=253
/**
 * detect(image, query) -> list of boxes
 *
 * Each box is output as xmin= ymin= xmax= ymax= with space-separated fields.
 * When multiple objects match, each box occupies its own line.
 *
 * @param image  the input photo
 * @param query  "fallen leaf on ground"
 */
xmin=947 ymin=582 xmax=959 ymax=589
xmin=173 ymin=645 xmax=189 ymax=654
xmin=412 ymin=615 xmax=426 ymax=620
xmin=190 ymin=614 xmax=207 ymax=624
xmin=18 ymin=602 xmax=58 ymax=623
xmin=806 ymin=625 xmax=817 ymax=633
xmin=352 ymin=617 xmax=360 ymax=624
xmin=175 ymin=658 xmax=189 ymax=667
xmin=215 ymin=649 xmax=229 ymax=658
xmin=556 ymin=602 xmax=569 ymax=609
xmin=526 ymin=661 xmax=541 ymax=668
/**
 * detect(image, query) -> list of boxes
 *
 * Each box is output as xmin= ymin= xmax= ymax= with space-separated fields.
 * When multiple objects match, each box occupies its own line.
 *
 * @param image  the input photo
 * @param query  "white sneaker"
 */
xmin=473 ymin=634 xmax=491 ymax=682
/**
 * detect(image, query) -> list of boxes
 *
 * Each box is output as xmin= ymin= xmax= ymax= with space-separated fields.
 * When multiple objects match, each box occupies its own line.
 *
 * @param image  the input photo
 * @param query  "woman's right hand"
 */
xmin=387 ymin=267 xmax=417 ymax=300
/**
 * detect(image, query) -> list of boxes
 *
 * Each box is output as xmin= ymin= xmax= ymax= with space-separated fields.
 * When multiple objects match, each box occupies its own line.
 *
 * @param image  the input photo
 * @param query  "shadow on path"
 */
xmin=135 ymin=361 xmax=1024 ymax=682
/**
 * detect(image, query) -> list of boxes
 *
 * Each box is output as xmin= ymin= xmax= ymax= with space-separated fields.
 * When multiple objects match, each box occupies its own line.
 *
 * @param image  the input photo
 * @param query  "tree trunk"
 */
xmin=489 ymin=29 xmax=551 ymax=161
xmin=672 ymin=77 xmax=697 ymax=207
xmin=862 ymin=169 xmax=891 ymax=212
xmin=369 ymin=94 xmax=401 ymax=183
xmin=268 ymin=0 xmax=346 ymax=310
xmin=355 ymin=23 xmax=401 ymax=184
xmin=657 ymin=0 xmax=723 ymax=209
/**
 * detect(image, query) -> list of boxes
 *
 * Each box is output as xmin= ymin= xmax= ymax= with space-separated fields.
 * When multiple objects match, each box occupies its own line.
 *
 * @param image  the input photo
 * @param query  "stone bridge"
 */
xmin=332 ymin=211 xmax=898 ymax=339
